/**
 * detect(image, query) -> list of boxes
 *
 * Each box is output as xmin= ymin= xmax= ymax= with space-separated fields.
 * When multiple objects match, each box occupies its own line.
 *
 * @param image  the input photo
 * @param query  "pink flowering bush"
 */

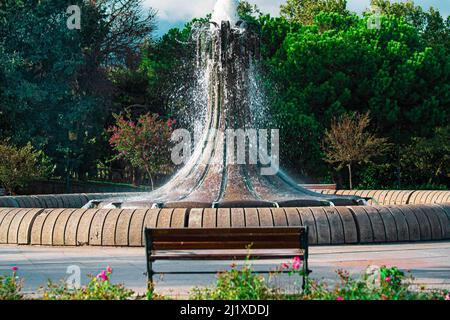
xmin=191 ymin=261 xmax=450 ymax=301
xmin=43 ymin=266 xmax=133 ymax=300
xmin=0 ymin=267 xmax=23 ymax=300
xmin=300 ymin=266 xmax=450 ymax=301
xmin=278 ymin=256 xmax=307 ymax=294
xmin=1 ymin=263 xmax=449 ymax=300
xmin=109 ymin=113 xmax=176 ymax=189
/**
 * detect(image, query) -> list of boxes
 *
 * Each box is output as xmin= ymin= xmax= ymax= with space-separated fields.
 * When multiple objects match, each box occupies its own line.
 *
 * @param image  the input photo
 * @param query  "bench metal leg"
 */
xmin=301 ymin=227 xmax=310 ymax=292
xmin=148 ymin=261 xmax=154 ymax=286
xmin=145 ymin=231 xmax=154 ymax=289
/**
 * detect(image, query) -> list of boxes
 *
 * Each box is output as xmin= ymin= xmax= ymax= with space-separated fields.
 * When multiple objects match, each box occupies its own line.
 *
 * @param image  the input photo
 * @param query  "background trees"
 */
xmin=258 ymin=2 xmax=449 ymax=188
xmin=0 ymin=0 xmax=448 ymax=191
xmin=280 ymin=0 xmax=348 ymax=24
xmin=0 ymin=0 xmax=157 ymax=182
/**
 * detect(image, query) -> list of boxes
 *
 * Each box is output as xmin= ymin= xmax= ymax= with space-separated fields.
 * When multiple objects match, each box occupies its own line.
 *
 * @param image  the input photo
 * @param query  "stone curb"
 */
xmin=0 ymin=204 xmax=449 ymax=247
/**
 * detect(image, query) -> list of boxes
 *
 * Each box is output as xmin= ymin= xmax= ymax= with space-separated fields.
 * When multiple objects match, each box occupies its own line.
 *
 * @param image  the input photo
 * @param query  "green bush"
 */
xmin=190 ymin=263 xmax=281 ymax=300
xmin=43 ymin=266 xmax=134 ymax=300
xmin=2 ymin=263 xmax=449 ymax=300
xmin=0 ymin=267 xmax=23 ymax=300
xmin=294 ymin=266 xmax=449 ymax=300
xmin=190 ymin=261 xmax=450 ymax=301
xmin=0 ymin=141 xmax=52 ymax=194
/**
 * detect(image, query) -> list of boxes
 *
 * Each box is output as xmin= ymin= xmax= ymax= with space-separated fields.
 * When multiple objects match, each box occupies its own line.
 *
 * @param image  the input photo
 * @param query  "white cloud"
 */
xmin=144 ymin=0 xmax=216 ymax=22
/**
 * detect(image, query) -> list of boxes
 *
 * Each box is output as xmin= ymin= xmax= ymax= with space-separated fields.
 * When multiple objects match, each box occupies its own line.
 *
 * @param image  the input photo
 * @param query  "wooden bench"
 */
xmin=144 ymin=227 xmax=310 ymax=290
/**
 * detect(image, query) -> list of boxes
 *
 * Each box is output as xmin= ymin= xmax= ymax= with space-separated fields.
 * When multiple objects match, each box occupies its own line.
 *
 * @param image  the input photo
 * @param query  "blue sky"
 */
xmin=143 ymin=0 xmax=450 ymax=36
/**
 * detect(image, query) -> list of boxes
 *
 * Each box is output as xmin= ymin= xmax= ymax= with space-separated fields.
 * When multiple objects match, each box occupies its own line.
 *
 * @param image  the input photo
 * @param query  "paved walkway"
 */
xmin=1 ymin=242 xmax=449 ymax=298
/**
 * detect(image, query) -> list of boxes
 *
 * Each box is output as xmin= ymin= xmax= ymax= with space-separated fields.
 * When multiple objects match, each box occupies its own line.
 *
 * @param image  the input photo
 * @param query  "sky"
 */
xmin=143 ymin=0 xmax=450 ymax=36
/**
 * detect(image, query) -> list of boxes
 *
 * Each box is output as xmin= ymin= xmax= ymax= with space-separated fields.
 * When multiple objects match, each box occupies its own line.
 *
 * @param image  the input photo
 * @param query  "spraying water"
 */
xmin=211 ymin=0 xmax=240 ymax=26
xmin=85 ymin=0 xmax=362 ymax=209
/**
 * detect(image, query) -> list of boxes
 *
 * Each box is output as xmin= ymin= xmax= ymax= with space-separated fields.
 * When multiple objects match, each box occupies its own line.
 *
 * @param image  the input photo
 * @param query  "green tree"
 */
xmin=0 ymin=0 xmax=157 ymax=182
xmin=238 ymin=0 xmax=261 ymax=22
xmin=322 ymin=112 xmax=391 ymax=189
xmin=260 ymin=11 xmax=449 ymax=186
xmin=400 ymin=127 xmax=450 ymax=187
xmin=0 ymin=141 xmax=51 ymax=195
xmin=367 ymin=0 xmax=449 ymax=49
xmin=109 ymin=113 xmax=176 ymax=189
xmin=280 ymin=0 xmax=349 ymax=24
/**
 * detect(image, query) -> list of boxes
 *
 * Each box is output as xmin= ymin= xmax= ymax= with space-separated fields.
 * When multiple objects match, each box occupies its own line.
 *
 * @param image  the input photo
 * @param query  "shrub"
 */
xmin=43 ymin=266 xmax=134 ymax=300
xmin=109 ymin=113 xmax=176 ymax=189
xmin=0 ymin=267 xmax=23 ymax=300
xmin=0 ymin=141 xmax=52 ymax=194
xmin=190 ymin=261 xmax=449 ymax=301
xmin=190 ymin=263 xmax=281 ymax=300
xmin=301 ymin=266 xmax=449 ymax=300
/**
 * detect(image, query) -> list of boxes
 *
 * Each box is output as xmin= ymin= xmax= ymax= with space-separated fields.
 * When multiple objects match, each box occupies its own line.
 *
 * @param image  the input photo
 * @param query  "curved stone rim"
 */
xmin=0 ymin=204 xmax=449 ymax=247
xmin=0 ymin=190 xmax=449 ymax=210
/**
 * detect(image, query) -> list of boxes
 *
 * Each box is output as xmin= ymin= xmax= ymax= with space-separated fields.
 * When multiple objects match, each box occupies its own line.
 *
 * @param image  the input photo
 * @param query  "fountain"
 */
xmin=89 ymin=0 xmax=363 ymax=210
xmin=0 ymin=0 xmax=448 ymax=247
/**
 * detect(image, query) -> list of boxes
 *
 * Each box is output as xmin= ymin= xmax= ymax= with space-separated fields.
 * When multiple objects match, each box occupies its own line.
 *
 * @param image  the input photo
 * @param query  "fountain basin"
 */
xmin=0 ymin=191 xmax=449 ymax=247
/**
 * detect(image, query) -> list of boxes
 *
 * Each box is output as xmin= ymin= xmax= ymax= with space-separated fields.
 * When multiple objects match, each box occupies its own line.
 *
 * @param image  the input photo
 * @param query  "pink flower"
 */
xmin=445 ymin=294 xmax=450 ymax=301
xmin=106 ymin=265 xmax=113 ymax=274
xmin=97 ymin=270 xmax=108 ymax=281
xmin=336 ymin=296 xmax=344 ymax=301
xmin=385 ymin=276 xmax=392 ymax=282
xmin=292 ymin=257 xmax=302 ymax=269
xmin=11 ymin=266 xmax=18 ymax=271
xmin=281 ymin=263 xmax=289 ymax=270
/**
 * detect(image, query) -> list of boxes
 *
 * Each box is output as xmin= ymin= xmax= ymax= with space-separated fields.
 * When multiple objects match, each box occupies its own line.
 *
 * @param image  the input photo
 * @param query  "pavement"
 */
xmin=1 ymin=242 xmax=449 ymax=298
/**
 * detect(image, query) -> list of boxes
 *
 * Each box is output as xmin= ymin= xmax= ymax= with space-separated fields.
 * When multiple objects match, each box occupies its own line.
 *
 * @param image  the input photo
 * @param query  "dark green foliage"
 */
xmin=258 ymin=6 xmax=449 ymax=186
xmin=0 ymin=0 xmax=448 ymax=189
xmin=0 ymin=0 xmax=157 ymax=182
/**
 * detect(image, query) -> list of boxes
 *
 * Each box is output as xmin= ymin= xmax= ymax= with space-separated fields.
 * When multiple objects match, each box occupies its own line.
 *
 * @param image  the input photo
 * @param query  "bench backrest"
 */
xmin=145 ymin=227 xmax=308 ymax=251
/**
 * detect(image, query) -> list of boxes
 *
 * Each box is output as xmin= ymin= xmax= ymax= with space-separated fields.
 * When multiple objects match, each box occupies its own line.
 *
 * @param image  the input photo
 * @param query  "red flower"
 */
xmin=97 ymin=270 xmax=108 ymax=281
xmin=292 ymin=256 xmax=302 ymax=269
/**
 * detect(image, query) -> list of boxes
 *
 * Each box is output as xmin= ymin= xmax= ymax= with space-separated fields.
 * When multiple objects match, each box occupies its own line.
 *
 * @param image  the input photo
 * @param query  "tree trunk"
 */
xmin=132 ymin=169 xmax=137 ymax=186
xmin=145 ymin=167 xmax=155 ymax=191
xmin=347 ymin=163 xmax=353 ymax=190
xmin=396 ymin=145 xmax=402 ymax=189
xmin=149 ymin=174 xmax=154 ymax=191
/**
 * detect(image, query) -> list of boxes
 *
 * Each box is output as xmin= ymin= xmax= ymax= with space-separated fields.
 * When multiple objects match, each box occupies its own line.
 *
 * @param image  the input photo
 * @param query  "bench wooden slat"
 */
xmin=151 ymin=227 xmax=305 ymax=236
xmin=151 ymin=241 xmax=302 ymax=250
xmin=149 ymin=252 xmax=304 ymax=260
xmin=150 ymin=234 xmax=301 ymax=242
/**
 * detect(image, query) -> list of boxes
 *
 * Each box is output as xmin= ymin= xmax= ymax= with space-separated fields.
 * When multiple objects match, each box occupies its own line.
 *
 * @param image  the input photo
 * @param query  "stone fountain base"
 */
xmin=0 ymin=191 xmax=449 ymax=247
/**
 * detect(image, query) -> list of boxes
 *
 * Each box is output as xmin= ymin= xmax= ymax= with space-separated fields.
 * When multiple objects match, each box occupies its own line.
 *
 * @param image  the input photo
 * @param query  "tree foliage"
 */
xmin=0 ymin=0 xmax=157 ymax=180
xmin=280 ymin=0 xmax=349 ymax=24
xmin=109 ymin=113 xmax=176 ymax=189
xmin=0 ymin=141 xmax=52 ymax=194
xmin=1 ymin=0 xmax=449 ymax=190
xmin=259 ymin=8 xmax=449 ymax=186
xmin=322 ymin=112 xmax=391 ymax=189
xmin=400 ymin=127 xmax=450 ymax=187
